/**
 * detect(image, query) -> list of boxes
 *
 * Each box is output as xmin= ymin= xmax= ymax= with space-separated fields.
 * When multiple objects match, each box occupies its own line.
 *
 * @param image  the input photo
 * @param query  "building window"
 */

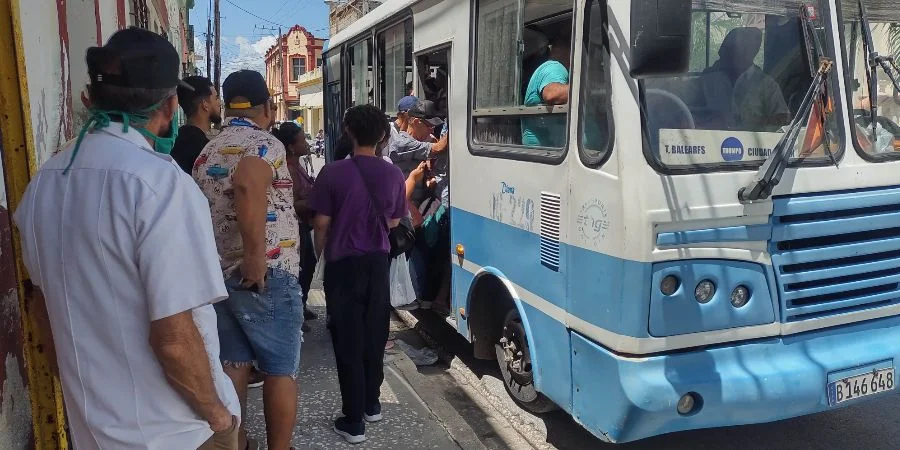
xmin=377 ymin=19 xmax=413 ymax=116
xmin=292 ymin=57 xmax=306 ymax=81
xmin=317 ymin=57 xmax=323 ymax=67
xmin=471 ymin=0 xmax=574 ymax=151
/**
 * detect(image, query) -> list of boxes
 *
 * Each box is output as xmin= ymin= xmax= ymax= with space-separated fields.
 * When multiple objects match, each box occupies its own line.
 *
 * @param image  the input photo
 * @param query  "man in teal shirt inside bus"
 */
xmin=522 ymin=32 xmax=571 ymax=147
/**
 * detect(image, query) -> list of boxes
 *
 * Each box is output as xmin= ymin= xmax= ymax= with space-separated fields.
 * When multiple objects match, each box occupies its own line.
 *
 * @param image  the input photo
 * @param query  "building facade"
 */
xmin=328 ymin=0 xmax=383 ymax=36
xmin=0 ymin=0 xmax=193 ymax=448
xmin=265 ymin=25 xmax=326 ymax=132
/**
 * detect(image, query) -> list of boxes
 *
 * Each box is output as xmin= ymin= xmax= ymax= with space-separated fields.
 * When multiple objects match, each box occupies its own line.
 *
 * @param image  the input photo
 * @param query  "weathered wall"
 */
xmin=21 ymin=0 xmax=186 ymax=166
xmin=0 ymin=204 xmax=30 ymax=450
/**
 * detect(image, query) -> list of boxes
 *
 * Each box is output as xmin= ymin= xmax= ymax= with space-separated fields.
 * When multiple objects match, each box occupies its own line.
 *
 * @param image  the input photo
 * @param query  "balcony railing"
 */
xmin=292 ymin=66 xmax=323 ymax=85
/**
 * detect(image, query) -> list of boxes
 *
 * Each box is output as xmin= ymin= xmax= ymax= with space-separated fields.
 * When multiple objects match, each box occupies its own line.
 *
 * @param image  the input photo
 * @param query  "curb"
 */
xmin=393 ymin=309 xmax=550 ymax=450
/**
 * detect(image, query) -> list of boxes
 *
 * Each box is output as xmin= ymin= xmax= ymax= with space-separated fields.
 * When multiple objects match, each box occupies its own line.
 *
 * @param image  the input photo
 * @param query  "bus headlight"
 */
xmin=730 ymin=285 xmax=750 ymax=308
xmin=694 ymin=280 xmax=716 ymax=304
xmin=660 ymin=275 xmax=680 ymax=296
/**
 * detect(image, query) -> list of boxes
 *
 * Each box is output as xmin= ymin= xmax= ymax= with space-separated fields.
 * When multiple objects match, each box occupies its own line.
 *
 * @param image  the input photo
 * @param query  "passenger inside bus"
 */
xmin=521 ymin=30 xmax=571 ymax=147
xmin=701 ymin=27 xmax=790 ymax=131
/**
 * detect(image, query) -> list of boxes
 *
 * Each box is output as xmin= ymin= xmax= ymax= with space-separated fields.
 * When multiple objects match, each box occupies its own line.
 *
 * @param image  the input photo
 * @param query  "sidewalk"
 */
xmin=243 ymin=290 xmax=462 ymax=450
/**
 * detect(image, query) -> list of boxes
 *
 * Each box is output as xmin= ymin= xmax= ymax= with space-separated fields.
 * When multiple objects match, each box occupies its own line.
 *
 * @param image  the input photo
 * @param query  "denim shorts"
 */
xmin=214 ymin=267 xmax=303 ymax=377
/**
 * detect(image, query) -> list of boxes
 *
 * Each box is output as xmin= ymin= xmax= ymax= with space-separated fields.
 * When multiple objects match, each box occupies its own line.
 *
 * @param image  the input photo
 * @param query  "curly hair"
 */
xmin=343 ymin=104 xmax=388 ymax=147
xmin=273 ymin=121 xmax=302 ymax=148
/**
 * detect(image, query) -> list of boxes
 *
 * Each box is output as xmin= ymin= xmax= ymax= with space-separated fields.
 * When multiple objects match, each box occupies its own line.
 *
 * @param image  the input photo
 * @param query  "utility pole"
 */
xmin=214 ymin=0 xmax=221 ymax=92
xmin=206 ymin=0 xmax=212 ymax=78
xmin=278 ymin=26 xmax=283 ymax=122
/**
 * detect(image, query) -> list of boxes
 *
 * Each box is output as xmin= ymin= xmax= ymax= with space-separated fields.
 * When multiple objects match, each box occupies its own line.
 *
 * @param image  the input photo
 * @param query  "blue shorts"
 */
xmin=215 ymin=267 xmax=303 ymax=377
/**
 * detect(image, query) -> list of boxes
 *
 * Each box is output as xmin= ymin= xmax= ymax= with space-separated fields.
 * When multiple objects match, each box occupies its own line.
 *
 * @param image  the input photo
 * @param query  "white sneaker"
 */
xmin=364 ymin=403 xmax=383 ymax=423
xmin=333 ymin=418 xmax=366 ymax=444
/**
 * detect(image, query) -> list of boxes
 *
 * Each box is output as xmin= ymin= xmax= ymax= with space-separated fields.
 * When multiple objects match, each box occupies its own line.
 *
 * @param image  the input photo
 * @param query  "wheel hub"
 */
xmin=501 ymin=318 xmax=533 ymax=385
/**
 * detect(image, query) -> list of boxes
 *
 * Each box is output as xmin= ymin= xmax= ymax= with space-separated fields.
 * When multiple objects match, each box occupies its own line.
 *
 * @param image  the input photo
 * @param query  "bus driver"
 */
xmin=702 ymin=27 xmax=790 ymax=131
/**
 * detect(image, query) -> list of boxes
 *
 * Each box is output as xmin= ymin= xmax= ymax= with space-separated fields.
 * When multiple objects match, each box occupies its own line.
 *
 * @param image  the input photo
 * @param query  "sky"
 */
xmin=189 ymin=0 xmax=332 ymax=79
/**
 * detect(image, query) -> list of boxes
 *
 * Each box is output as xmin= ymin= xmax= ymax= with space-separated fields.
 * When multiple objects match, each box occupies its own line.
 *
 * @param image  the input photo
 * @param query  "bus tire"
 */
xmin=495 ymin=308 xmax=559 ymax=414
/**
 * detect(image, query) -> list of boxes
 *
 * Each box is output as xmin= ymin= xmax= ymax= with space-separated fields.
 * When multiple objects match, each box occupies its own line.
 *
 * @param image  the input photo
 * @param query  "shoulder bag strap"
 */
xmin=350 ymin=157 xmax=390 ymax=235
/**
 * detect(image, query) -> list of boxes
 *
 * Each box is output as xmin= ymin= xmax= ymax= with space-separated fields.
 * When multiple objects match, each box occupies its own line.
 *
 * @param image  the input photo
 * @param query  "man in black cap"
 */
xmin=193 ymin=69 xmax=303 ymax=450
xmin=172 ymin=75 xmax=222 ymax=174
xmin=13 ymin=27 xmax=240 ymax=450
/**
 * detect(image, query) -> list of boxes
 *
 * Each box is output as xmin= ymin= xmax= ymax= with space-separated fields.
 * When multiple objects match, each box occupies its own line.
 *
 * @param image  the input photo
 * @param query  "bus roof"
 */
xmin=328 ymin=0 xmax=418 ymax=50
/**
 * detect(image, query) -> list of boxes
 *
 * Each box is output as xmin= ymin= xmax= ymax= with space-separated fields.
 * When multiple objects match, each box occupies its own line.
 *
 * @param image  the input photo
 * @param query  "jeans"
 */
xmin=323 ymin=252 xmax=392 ymax=423
xmin=215 ymin=267 xmax=304 ymax=376
xmin=407 ymin=247 xmax=427 ymax=301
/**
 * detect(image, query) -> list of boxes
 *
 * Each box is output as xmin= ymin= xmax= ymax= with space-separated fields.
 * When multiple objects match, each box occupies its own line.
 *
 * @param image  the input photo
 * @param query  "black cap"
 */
xmin=222 ymin=70 xmax=270 ymax=109
xmin=86 ymin=27 xmax=191 ymax=91
xmin=408 ymin=100 xmax=444 ymax=126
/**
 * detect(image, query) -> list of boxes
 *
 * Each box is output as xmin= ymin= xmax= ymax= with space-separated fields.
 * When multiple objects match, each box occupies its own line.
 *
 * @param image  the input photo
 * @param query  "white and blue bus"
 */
xmin=323 ymin=0 xmax=900 ymax=443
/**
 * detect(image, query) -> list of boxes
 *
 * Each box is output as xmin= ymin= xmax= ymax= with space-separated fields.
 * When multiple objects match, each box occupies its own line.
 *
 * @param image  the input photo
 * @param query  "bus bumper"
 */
xmin=570 ymin=315 xmax=900 ymax=443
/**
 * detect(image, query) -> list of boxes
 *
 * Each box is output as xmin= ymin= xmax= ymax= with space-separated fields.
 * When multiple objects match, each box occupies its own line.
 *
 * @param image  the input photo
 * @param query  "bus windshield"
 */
xmin=640 ymin=0 xmax=839 ymax=171
xmin=842 ymin=1 xmax=900 ymax=158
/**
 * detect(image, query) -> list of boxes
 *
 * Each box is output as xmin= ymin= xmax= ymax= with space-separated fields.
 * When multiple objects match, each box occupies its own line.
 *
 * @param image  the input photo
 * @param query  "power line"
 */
xmin=222 ymin=0 xmax=287 ymax=28
xmin=270 ymin=0 xmax=293 ymax=18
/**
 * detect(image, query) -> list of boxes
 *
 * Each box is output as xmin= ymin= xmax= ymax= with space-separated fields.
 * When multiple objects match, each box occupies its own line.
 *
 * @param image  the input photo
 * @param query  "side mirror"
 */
xmin=629 ymin=0 xmax=692 ymax=78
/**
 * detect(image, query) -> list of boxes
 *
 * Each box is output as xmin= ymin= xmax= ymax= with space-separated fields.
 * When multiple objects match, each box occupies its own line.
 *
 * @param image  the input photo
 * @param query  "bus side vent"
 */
xmin=540 ymin=192 xmax=562 ymax=271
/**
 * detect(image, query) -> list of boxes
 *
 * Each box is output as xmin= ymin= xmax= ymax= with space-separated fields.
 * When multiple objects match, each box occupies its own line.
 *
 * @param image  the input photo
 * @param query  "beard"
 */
xmin=210 ymin=112 xmax=223 ymax=126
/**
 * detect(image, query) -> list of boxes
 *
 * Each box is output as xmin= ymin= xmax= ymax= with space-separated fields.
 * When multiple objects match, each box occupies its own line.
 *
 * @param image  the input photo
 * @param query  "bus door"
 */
xmin=414 ymin=45 xmax=455 ymax=319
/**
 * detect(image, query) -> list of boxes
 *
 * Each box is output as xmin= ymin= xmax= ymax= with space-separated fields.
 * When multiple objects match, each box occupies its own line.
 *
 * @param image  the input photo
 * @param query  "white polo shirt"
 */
xmin=14 ymin=125 xmax=240 ymax=450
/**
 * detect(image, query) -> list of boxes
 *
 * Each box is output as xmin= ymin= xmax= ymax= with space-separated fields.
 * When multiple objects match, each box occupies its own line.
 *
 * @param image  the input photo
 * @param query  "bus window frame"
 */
xmin=414 ymin=42 xmax=453 ymax=107
xmin=376 ymin=16 xmax=414 ymax=116
xmin=346 ymin=35 xmax=375 ymax=107
xmin=321 ymin=8 xmax=415 ymax=160
xmin=577 ymin=0 xmax=615 ymax=168
xmin=639 ymin=2 xmax=846 ymax=175
xmin=323 ymin=48 xmax=343 ymax=161
xmin=836 ymin=3 xmax=900 ymax=163
xmin=466 ymin=0 xmax=578 ymax=165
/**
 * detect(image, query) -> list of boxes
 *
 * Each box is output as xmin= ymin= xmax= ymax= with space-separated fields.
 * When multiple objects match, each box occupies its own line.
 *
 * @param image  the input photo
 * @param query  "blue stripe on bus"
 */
xmin=451 ymin=207 xmax=653 ymax=338
xmin=657 ymin=223 xmax=772 ymax=246
xmin=451 ymin=208 xmax=788 ymax=341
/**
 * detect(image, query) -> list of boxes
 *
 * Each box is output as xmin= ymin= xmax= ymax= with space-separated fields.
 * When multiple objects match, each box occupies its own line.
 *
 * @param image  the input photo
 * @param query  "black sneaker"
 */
xmin=301 ymin=321 xmax=311 ymax=333
xmin=333 ymin=417 xmax=366 ymax=444
xmin=364 ymin=403 xmax=382 ymax=423
xmin=304 ymin=307 xmax=318 ymax=320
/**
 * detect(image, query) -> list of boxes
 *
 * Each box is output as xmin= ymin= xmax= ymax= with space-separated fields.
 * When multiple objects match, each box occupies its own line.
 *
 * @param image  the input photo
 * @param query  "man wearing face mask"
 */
xmin=193 ymin=69 xmax=303 ymax=450
xmin=13 ymin=27 xmax=240 ymax=449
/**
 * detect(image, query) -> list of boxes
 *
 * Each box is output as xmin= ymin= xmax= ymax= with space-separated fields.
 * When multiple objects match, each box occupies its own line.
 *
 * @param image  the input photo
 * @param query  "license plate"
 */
xmin=827 ymin=368 xmax=895 ymax=405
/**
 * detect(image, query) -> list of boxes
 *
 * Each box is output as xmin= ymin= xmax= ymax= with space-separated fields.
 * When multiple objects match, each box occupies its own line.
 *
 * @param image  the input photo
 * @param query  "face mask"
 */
xmin=137 ymin=117 xmax=178 ymax=155
xmin=64 ymin=99 xmax=173 ymax=173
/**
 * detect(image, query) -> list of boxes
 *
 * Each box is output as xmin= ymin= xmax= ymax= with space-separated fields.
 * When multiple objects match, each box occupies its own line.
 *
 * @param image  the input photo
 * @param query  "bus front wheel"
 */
xmin=495 ymin=309 xmax=558 ymax=414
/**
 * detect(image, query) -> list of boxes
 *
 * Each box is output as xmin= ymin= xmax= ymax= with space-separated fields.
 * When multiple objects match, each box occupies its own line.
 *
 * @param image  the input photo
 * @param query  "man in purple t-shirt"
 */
xmin=309 ymin=104 xmax=407 ymax=444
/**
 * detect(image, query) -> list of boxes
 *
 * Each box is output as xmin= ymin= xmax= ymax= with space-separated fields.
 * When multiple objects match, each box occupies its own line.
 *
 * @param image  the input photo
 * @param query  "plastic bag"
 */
xmin=311 ymin=253 xmax=326 ymax=290
xmin=390 ymin=253 xmax=416 ymax=308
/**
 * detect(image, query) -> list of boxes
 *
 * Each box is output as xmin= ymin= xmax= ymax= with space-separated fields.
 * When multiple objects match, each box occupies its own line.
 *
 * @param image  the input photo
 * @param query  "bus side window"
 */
xmin=471 ymin=0 xmax=575 ymax=151
xmin=349 ymin=38 xmax=374 ymax=106
xmin=580 ymin=0 xmax=613 ymax=162
xmin=377 ymin=19 xmax=413 ymax=116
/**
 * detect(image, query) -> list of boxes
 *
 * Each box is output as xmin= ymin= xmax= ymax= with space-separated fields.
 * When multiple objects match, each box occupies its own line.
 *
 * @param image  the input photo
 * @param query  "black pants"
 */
xmin=323 ymin=252 xmax=391 ymax=423
xmin=298 ymin=223 xmax=316 ymax=305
